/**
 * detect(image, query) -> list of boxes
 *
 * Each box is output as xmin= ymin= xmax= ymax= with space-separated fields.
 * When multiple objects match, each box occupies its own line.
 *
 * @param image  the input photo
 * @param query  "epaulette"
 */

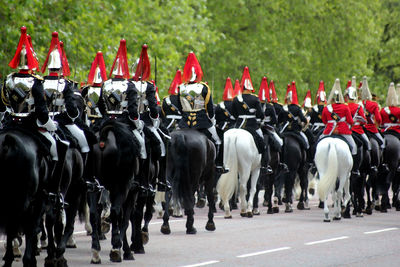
xmin=199 ymin=81 xmax=209 ymax=89
xmin=32 ymin=74 xmax=43 ymax=80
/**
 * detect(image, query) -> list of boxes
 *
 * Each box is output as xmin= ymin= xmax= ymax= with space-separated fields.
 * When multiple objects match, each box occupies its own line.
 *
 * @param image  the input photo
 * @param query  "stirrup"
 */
xmin=351 ymin=170 xmax=360 ymax=176
xmin=261 ymin=166 xmax=273 ymax=175
xmin=370 ymin=166 xmax=378 ymax=173
xmin=216 ymin=165 xmax=229 ymax=174
xmin=279 ymin=163 xmax=289 ymax=173
xmin=381 ymin=163 xmax=390 ymax=172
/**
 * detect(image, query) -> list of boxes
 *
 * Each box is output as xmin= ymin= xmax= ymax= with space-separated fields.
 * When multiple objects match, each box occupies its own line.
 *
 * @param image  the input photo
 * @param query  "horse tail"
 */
xmin=172 ymin=133 xmax=192 ymax=210
xmin=317 ymin=141 xmax=338 ymax=201
xmin=217 ymin=132 xmax=238 ymax=204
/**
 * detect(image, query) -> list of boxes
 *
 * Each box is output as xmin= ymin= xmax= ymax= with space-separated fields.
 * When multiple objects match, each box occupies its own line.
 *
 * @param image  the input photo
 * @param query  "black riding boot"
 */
xmin=157 ymin=156 xmax=171 ymax=192
xmin=260 ymin=150 xmax=273 ymax=175
xmin=215 ymin=144 xmax=229 ymax=174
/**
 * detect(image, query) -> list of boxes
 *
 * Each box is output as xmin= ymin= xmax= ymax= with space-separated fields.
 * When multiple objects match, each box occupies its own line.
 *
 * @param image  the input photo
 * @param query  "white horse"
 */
xmin=217 ymin=128 xmax=261 ymax=218
xmin=316 ymin=137 xmax=353 ymax=222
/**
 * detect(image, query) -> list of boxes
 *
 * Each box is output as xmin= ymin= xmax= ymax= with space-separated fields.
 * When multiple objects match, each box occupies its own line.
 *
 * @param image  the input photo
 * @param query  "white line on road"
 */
xmin=364 ymin=227 xmax=398 ymax=234
xmin=180 ymin=260 xmax=220 ymax=267
xmin=305 ymin=236 xmax=349 ymax=245
xmin=236 ymin=247 xmax=291 ymax=258
xmin=149 ymin=219 xmax=185 ymax=225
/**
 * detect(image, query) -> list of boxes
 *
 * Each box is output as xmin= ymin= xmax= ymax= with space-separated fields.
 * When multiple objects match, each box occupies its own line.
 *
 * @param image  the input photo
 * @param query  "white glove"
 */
xmin=130 ymin=117 xmax=144 ymax=132
xmin=211 ymin=116 xmax=216 ymax=126
xmin=151 ymin=116 xmax=160 ymax=128
xmin=37 ymin=117 xmax=58 ymax=132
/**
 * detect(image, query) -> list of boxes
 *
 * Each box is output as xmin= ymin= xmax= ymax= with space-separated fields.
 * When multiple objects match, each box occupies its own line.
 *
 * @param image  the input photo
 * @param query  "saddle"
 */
xmin=244 ymin=128 xmax=266 ymax=154
xmin=282 ymin=131 xmax=308 ymax=151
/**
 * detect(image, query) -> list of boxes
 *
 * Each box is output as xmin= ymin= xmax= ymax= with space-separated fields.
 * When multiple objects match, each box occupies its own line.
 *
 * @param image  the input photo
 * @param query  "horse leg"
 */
xmin=264 ymin=173 xmax=274 ymax=214
xmin=131 ymin=196 xmax=145 ymax=254
xmin=121 ymin=190 xmax=135 ymax=260
xmin=44 ymin=206 xmax=57 ymax=267
xmin=141 ymin=194 xmax=155 ymax=247
xmin=238 ymin=175 xmax=249 ymax=217
xmin=247 ymin=171 xmax=260 ymax=217
xmin=284 ymin=171 xmax=296 ymax=213
xmin=204 ymin=173 xmax=216 ymax=231
xmin=185 ymin=208 xmax=196 ymax=235
xmin=87 ymin=191 xmax=101 ymax=264
xmin=160 ymin=190 xmax=171 ymax=234
xmin=3 ymin=229 xmax=17 ymax=267
xmin=196 ymin=184 xmax=206 ymax=208
xmin=297 ymin=167 xmax=310 ymax=210
xmin=109 ymin=193 xmax=124 ymax=262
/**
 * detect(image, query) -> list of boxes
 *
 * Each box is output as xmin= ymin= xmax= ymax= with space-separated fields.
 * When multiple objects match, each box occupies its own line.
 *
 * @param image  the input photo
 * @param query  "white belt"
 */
xmin=383 ymin=123 xmax=400 ymax=129
xmin=239 ymin=115 xmax=256 ymax=119
xmin=166 ymin=115 xmax=182 ymax=119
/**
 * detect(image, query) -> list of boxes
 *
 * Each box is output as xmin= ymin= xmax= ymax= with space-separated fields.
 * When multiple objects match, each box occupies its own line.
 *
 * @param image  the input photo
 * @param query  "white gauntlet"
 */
xmin=37 ymin=118 xmax=58 ymax=132
xmin=151 ymin=116 xmax=160 ymax=128
xmin=130 ymin=117 xmax=144 ymax=132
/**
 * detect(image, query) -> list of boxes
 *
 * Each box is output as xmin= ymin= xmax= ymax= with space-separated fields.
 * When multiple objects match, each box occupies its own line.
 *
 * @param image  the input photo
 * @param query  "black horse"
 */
xmin=365 ymin=136 xmax=382 ymax=214
xmin=161 ymin=129 xmax=216 ymax=235
xmin=90 ymin=120 xmax=140 ymax=263
xmin=0 ymin=128 xmax=49 ymax=267
xmin=379 ymin=133 xmax=400 ymax=212
xmin=281 ymin=133 xmax=308 ymax=212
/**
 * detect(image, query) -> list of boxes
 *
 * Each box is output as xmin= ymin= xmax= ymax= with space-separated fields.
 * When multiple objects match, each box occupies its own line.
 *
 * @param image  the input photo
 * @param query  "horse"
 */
xmin=161 ymin=128 xmax=216 ymax=234
xmin=379 ymin=132 xmax=400 ymax=212
xmin=90 ymin=120 xmax=140 ymax=263
xmin=217 ymin=128 xmax=261 ymax=218
xmin=316 ymin=137 xmax=352 ymax=222
xmin=0 ymin=128 xmax=49 ymax=267
xmin=42 ymin=138 xmax=85 ymax=267
xmin=280 ymin=133 xmax=308 ymax=212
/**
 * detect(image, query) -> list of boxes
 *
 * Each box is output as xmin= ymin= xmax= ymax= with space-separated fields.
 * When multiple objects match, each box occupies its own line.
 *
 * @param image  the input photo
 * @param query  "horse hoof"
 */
xmin=343 ymin=212 xmax=351 ymax=219
xmin=134 ymin=248 xmax=145 ymax=254
xmin=333 ymin=216 xmax=341 ymax=221
xmin=263 ymin=200 xmax=268 ymax=207
xmin=285 ymin=205 xmax=293 ymax=213
xmin=380 ymin=208 xmax=387 ymax=213
xmin=142 ymin=231 xmax=149 ymax=245
xmin=186 ymin=227 xmax=197 ymax=235
xmin=101 ymin=220 xmax=111 ymax=234
xmin=160 ymin=224 xmax=171 ymax=235
xmin=90 ymin=259 xmax=101 ymax=264
xmin=91 ymin=249 xmax=101 ymax=264
xmin=172 ymin=214 xmax=183 ymax=218
xmin=267 ymin=208 xmax=273 ymax=214
xmin=224 ymin=215 xmax=232 ymax=219
xmin=55 ymin=256 xmax=68 ymax=267
xmin=123 ymin=251 xmax=135 ymax=260
xmin=205 ymin=221 xmax=216 ymax=231
xmin=240 ymin=212 xmax=247 ymax=217
xmin=356 ymin=212 xmax=364 ymax=217
xmin=365 ymin=207 xmax=372 ymax=215
xmin=374 ymin=205 xmax=381 ymax=211
xmin=109 ymin=249 xmax=122 ymax=262
xmin=253 ymin=209 xmax=260 ymax=215
xmin=196 ymin=198 xmax=206 ymax=208
xmin=99 ymin=233 xmax=107 ymax=241
xmin=44 ymin=257 xmax=55 ymax=267
xmin=323 ymin=219 xmax=331 ymax=222
xmin=247 ymin=211 xmax=253 ymax=218
xmin=272 ymin=207 xmax=279 ymax=213
xmin=297 ymin=202 xmax=305 ymax=210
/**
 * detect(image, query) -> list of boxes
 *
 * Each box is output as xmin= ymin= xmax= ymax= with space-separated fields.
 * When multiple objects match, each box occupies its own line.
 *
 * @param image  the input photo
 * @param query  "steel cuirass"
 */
xmin=179 ymin=83 xmax=205 ymax=112
xmin=103 ymin=79 xmax=128 ymax=114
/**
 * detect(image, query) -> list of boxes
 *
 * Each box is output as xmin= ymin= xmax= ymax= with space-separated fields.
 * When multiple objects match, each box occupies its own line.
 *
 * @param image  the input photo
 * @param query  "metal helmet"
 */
xmin=48 ymin=47 xmax=62 ymax=70
xmin=346 ymin=86 xmax=358 ymax=101
xmin=386 ymin=82 xmax=398 ymax=107
xmin=327 ymin=78 xmax=344 ymax=104
xmin=360 ymin=76 xmax=372 ymax=101
xmin=18 ymin=45 xmax=29 ymax=70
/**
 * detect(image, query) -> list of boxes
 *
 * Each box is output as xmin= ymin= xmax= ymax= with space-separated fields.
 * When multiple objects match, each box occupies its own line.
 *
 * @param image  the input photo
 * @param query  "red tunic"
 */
xmin=380 ymin=106 xmax=400 ymax=134
xmin=362 ymin=100 xmax=381 ymax=133
xmin=322 ymin=103 xmax=353 ymax=135
xmin=348 ymin=102 xmax=366 ymax=134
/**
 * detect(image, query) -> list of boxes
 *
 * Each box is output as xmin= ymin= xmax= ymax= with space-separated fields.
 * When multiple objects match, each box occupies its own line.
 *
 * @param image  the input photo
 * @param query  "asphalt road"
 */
xmin=1 ymin=192 xmax=400 ymax=267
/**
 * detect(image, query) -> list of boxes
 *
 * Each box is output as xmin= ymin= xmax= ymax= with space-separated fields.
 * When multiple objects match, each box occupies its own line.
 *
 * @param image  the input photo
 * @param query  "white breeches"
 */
xmin=65 ymin=124 xmax=90 ymax=153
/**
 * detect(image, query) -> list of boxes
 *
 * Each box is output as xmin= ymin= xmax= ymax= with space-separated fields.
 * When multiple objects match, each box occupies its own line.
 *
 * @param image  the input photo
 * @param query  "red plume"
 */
xmin=268 ymin=80 xmax=278 ymax=103
xmin=41 ymin=31 xmax=62 ymax=73
xmin=8 ymin=26 xmax=39 ymax=70
xmin=168 ymin=69 xmax=182 ymax=95
xmin=240 ymin=66 xmax=254 ymax=92
xmin=222 ymin=77 xmax=234 ymax=101
xmin=182 ymin=52 xmax=203 ymax=83
xmin=258 ymin=76 xmax=269 ymax=102
xmin=109 ymin=39 xmax=130 ymax=79
xmin=134 ymin=44 xmax=151 ymax=81
xmin=233 ymin=79 xmax=242 ymax=96
xmin=315 ymin=80 xmax=326 ymax=104
xmin=87 ymin=51 xmax=107 ymax=85
xmin=59 ymin=41 xmax=70 ymax=77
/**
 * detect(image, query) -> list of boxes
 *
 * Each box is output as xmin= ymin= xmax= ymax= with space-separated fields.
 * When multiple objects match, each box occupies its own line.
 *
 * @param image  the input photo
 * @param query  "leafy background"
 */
xmin=0 ymin=0 xmax=399 ymax=104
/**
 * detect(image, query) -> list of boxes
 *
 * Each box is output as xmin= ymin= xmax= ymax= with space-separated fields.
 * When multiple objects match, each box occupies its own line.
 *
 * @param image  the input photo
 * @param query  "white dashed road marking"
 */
xmin=180 ymin=260 xmax=220 ymax=267
xmin=364 ymin=227 xmax=398 ymax=234
xmin=305 ymin=236 xmax=349 ymax=246
xmin=236 ymin=247 xmax=291 ymax=258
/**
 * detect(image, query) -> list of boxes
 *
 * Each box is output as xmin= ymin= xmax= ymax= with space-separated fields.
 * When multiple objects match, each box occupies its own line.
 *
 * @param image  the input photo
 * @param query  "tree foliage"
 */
xmin=0 ymin=0 xmax=399 ymax=104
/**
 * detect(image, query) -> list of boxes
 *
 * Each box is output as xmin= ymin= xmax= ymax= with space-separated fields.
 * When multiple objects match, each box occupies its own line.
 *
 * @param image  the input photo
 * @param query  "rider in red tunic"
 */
xmin=360 ymin=76 xmax=384 ymax=149
xmin=320 ymin=79 xmax=358 ymax=174
xmin=380 ymin=82 xmax=400 ymax=135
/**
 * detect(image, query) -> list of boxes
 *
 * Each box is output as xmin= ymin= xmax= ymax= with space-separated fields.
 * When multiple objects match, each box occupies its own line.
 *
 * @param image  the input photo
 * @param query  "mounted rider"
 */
xmin=0 ymin=26 xmax=65 ymax=191
xmin=231 ymin=66 xmax=271 ymax=174
xmin=278 ymin=81 xmax=311 ymax=152
xmin=215 ymin=77 xmax=236 ymax=132
xmin=177 ymin=52 xmax=228 ymax=174
xmin=319 ymin=79 xmax=359 ymax=175
xmin=161 ymin=69 xmax=182 ymax=131
xmin=268 ymin=80 xmax=284 ymax=119
xmin=310 ymin=80 xmax=326 ymax=136
xmin=360 ymin=76 xmax=385 ymax=150
xmin=41 ymin=32 xmax=90 ymax=167
xmin=380 ymin=82 xmax=400 ymax=137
